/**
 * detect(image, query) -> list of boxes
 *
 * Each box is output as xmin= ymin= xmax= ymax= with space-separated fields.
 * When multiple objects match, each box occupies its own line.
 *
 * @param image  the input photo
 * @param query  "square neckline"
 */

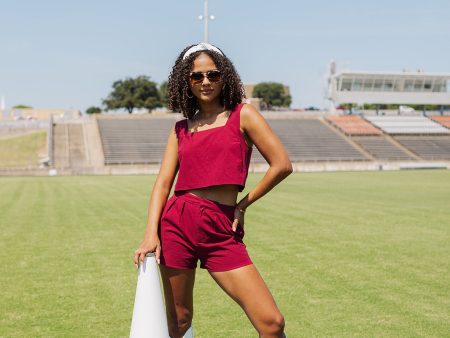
xmin=185 ymin=110 xmax=233 ymax=134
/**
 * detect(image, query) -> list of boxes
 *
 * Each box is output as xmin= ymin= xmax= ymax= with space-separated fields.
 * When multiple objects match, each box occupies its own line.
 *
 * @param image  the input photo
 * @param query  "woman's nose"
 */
xmin=201 ymin=76 xmax=211 ymax=85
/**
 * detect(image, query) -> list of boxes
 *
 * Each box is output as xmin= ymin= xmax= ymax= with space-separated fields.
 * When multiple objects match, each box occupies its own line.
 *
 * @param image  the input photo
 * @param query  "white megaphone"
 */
xmin=130 ymin=252 xmax=169 ymax=338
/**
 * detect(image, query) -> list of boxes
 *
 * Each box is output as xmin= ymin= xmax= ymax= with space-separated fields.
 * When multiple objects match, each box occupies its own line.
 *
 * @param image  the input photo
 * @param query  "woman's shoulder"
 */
xmin=240 ymin=103 xmax=263 ymax=121
xmin=230 ymin=102 xmax=258 ymax=118
xmin=175 ymin=117 xmax=189 ymax=126
xmin=174 ymin=118 xmax=188 ymax=137
xmin=239 ymin=103 xmax=269 ymax=133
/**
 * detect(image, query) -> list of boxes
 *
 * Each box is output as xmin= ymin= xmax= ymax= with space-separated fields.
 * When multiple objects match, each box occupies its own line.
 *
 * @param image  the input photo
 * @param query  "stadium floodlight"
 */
xmin=198 ymin=0 xmax=215 ymax=43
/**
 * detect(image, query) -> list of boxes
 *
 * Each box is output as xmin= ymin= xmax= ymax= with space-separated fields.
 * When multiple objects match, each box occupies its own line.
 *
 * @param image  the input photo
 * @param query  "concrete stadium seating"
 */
xmin=97 ymin=117 xmax=368 ymax=164
xmin=364 ymin=116 xmax=450 ymax=134
xmin=251 ymin=119 xmax=368 ymax=162
xmin=352 ymin=136 xmax=413 ymax=160
xmin=326 ymin=115 xmax=382 ymax=135
xmin=394 ymin=136 xmax=450 ymax=160
xmin=97 ymin=118 xmax=174 ymax=164
xmin=431 ymin=116 xmax=450 ymax=129
xmin=5 ymin=112 xmax=450 ymax=176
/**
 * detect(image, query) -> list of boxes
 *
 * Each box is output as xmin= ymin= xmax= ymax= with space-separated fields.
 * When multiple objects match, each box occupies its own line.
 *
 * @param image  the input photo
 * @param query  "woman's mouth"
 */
xmin=201 ymin=89 xmax=213 ymax=95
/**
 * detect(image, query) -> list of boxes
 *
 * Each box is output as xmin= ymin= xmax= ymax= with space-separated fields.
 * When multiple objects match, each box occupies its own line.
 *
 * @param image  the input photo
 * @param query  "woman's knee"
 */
xmin=271 ymin=312 xmax=285 ymax=334
xmin=259 ymin=311 xmax=285 ymax=335
xmin=167 ymin=306 xmax=193 ymax=338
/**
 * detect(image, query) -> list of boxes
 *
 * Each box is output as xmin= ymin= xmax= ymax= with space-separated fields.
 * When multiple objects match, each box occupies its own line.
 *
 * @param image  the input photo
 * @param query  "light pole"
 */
xmin=198 ymin=0 xmax=215 ymax=43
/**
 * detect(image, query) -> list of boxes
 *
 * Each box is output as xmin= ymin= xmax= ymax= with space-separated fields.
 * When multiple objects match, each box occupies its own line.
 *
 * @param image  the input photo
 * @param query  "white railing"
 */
xmin=0 ymin=120 xmax=50 ymax=129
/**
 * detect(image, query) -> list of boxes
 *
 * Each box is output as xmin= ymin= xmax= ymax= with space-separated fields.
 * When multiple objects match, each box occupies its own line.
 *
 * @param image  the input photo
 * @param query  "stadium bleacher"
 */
xmin=95 ymin=115 xmax=450 ymax=165
xmin=364 ymin=116 xmax=450 ymax=134
xmin=97 ymin=117 xmax=369 ymax=164
xmin=252 ymin=119 xmax=368 ymax=162
xmin=97 ymin=118 xmax=174 ymax=164
xmin=351 ymin=136 xmax=414 ymax=160
xmin=430 ymin=116 xmax=450 ymax=129
xmin=6 ymin=112 xmax=448 ymax=175
xmin=324 ymin=115 xmax=413 ymax=160
xmin=394 ymin=136 xmax=450 ymax=160
xmin=325 ymin=115 xmax=382 ymax=135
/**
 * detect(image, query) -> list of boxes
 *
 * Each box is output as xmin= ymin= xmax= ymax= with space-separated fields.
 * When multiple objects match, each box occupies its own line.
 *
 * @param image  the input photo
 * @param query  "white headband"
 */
xmin=182 ymin=43 xmax=224 ymax=60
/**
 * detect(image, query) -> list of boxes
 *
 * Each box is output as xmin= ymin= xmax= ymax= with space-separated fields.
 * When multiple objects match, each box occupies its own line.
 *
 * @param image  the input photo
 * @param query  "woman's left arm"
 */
xmin=233 ymin=104 xmax=293 ymax=228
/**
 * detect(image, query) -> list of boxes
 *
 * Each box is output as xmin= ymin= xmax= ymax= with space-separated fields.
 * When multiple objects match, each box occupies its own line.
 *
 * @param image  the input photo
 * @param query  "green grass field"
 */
xmin=0 ymin=131 xmax=47 ymax=168
xmin=1 ymin=170 xmax=449 ymax=337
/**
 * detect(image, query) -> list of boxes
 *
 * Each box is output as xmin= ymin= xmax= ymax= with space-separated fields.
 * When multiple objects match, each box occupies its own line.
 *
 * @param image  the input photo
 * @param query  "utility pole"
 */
xmin=198 ymin=0 xmax=215 ymax=43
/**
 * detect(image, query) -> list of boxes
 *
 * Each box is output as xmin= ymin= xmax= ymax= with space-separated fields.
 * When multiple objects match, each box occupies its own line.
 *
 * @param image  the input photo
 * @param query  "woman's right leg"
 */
xmin=209 ymin=264 xmax=285 ymax=338
xmin=160 ymin=265 xmax=196 ymax=338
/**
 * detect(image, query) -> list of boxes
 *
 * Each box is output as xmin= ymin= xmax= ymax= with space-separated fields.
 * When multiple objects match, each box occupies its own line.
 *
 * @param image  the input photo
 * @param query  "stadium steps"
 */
xmin=84 ymin=118 xmax=105 ymax=168
xmin=53 ymin=124 xmax=70 ymax=168
xmin=53 ymin=123 xmax=89 ymax=169
xmin=68 ymin=124 xmax=88 ymax=168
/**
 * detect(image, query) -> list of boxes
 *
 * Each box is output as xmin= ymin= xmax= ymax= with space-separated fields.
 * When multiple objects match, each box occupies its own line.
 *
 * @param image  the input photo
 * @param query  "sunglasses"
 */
xmin=189 ymin=70 xmax=222 ymax=85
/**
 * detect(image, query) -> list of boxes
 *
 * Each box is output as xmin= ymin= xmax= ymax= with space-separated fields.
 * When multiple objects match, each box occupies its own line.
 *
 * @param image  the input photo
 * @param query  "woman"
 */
xmin=134 ymin=43 xmax=292 ymax=338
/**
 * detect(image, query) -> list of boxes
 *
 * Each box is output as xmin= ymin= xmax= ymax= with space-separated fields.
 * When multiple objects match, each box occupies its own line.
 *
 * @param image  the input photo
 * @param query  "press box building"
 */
xmin=327 ymin=61 xmax=450 ymax=108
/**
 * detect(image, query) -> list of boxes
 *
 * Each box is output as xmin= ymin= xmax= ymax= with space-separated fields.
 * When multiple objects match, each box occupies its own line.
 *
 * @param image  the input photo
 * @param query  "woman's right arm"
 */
xmin=133 ymin=125 xmax=179 ymax=267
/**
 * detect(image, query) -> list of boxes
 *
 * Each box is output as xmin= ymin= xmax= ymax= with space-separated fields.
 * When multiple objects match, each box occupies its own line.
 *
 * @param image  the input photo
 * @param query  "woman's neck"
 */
xmin=197 ymin=102 xmax=225 ymax=119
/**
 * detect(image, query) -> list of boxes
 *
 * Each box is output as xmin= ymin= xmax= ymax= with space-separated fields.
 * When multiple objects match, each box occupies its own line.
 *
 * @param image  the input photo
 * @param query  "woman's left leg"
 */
xmin=209 ymin=264 xmax=285 ymax=338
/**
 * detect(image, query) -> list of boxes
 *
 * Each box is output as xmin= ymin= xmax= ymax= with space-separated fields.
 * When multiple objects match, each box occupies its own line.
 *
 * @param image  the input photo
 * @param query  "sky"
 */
xmin=1 ymin=0 xmax=449 ymax=113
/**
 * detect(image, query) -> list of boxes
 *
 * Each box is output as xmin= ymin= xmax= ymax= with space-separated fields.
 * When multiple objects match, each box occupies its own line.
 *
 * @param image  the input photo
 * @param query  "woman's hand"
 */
xmin=133 ymin=234 xmax=161 ymax=267
xmin=232 ymin=208 xmax=245 ymax=232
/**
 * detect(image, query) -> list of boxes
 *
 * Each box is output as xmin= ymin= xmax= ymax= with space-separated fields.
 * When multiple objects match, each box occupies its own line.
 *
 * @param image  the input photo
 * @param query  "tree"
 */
xmin=159 ymin=81 xmax=168 ymax=107
xmin=103 ymin=76 xmax=162 ymax=114
xmin=86 ymin=106 xmax=101 ymax=114
xmin=12 ymin=105 xmax=32 ymax=109
xmin=252 ymin=82 xmax=291 ymax=109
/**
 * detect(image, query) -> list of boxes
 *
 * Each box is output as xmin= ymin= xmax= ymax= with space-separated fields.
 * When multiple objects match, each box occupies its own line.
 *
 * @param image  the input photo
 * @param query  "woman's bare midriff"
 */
xmin=187 ymin=184 xmax=240 ymax=206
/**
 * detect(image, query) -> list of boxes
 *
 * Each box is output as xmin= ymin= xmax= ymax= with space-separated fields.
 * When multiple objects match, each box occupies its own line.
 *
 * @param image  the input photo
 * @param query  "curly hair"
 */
xmin=167 ymin=44 xmax=246 ymax=119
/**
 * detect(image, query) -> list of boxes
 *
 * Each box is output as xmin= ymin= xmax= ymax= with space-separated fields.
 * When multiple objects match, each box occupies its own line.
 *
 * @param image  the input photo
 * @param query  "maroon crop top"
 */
xmin=174 ymin=103 xmax=252 ymax=192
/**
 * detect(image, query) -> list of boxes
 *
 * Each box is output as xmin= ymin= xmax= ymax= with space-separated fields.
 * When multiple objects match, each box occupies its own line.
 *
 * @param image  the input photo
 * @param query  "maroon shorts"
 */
xmin=159 ymin=191 xmax=252 ymax=272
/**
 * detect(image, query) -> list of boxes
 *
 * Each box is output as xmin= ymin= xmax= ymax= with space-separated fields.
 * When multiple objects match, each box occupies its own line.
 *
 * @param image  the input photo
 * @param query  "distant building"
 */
xmin=327 ymin=61 xmax=450 ymax=107
xmin=0 ymin=108 xmax=81 ymax=121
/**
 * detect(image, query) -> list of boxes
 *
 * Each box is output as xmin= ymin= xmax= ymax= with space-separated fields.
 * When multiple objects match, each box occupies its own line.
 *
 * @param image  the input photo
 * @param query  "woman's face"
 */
xmin=189 ymin=53 xmax=223 ymax=104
